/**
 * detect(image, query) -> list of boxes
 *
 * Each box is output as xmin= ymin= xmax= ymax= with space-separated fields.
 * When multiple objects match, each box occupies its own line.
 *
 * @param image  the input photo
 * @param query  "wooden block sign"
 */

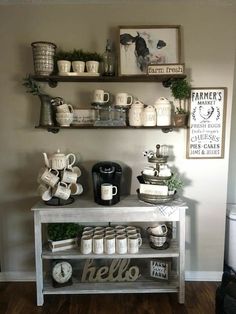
xmin=81 ymin=259 xmax=140 ymax=282
xmin=147 ymin=64 xmax=184 ymax=76
xmin=150 ymin=259 xmax=169 ymax=280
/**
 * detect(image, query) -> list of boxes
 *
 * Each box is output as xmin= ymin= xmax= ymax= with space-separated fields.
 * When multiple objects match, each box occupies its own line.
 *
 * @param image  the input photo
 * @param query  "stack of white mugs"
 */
xmin=80 ymin=225 xmax=142 ymax=255
xmin=37 ymin=150 xmax=83 ymax=202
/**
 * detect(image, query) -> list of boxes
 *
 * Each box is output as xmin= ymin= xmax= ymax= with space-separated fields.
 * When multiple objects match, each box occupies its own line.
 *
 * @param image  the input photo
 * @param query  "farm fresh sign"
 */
xmin=187 ymin=88 xmax=227 ymax=159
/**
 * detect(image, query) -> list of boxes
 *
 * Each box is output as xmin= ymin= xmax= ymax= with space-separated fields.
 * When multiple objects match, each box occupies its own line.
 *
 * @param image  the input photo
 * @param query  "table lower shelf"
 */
xmin=43 ymin=277 xmax=179 ymax=295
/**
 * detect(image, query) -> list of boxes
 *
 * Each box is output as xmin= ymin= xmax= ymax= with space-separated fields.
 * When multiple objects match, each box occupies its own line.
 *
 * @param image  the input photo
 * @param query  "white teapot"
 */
xmin=43 ymin=149 xmax=76 ymax=170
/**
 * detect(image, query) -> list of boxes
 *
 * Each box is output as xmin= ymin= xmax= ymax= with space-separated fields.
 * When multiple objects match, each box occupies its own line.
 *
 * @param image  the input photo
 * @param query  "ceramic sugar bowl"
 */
xmin=142 ymin=105 xmax=156 ymax=127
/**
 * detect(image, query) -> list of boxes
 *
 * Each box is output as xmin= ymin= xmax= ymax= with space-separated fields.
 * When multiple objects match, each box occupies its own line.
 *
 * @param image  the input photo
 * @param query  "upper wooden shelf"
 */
xmin=31 ymin=74 xmax=186 ymax=87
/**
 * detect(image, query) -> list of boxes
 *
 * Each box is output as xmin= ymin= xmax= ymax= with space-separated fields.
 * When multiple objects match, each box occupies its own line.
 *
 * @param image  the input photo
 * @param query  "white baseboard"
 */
xmin=185 ymin=271 xmax=223 ymax=281
xmin=0 ymin=272 xmax=35 ymax=282
xmin=0 ymin=271 xmax=222 ymax=282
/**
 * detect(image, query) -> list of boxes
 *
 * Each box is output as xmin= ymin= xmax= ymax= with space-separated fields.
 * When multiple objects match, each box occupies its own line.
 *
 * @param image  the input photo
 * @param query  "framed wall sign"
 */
xmin=118 ymin=25 xmax=181 ymax=76
xmin=187 ymin=88 xmax=227 ymax=159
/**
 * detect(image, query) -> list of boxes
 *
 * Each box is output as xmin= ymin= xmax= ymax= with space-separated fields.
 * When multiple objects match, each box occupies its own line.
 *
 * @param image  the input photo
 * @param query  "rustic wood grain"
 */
xmin=0 ymin=281 xmax=218 ymax=314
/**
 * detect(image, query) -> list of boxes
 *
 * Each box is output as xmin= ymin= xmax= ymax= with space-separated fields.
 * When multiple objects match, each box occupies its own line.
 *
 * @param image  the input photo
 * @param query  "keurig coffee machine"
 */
xmin=92 ymin=161 xmax=122 ymax=205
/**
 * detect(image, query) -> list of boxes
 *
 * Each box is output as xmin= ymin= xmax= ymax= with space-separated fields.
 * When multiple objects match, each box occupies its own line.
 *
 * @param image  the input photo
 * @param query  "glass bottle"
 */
xmin=102 ymin=40 xmax=115 ymax=76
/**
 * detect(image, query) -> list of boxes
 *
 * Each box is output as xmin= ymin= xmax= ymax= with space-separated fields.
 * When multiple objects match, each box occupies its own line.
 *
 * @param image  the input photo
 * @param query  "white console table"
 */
xmin=31 ymin=195 xmax=187 ymax=306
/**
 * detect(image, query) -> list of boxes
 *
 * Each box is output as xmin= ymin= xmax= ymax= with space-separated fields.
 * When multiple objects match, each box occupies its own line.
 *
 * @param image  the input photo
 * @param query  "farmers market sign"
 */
xmin=187 ymin=88 xmax=227 ymax=159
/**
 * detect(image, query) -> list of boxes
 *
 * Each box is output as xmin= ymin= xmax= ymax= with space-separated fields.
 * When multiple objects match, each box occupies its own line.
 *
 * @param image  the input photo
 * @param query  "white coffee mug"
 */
xmin=128 ymin=235 xmax=142 ymax=254
xmin=81 ymin=235 xmax=93 ymax=254
xmin=147 ymin=224 xmax=168 ymax=236
xmin=104 ymin=235 xmax=116 ymax=254
xmin=83 ymin=226 xmax=94 ymax=232
xmin=116 ymin=93 xmax=133 ymax=106
xmin=93 ymin=235 xmax=104 ymax=254
xmin=86 ymin=61 xmax=99 ymax=73
xmin=93 ymin=89 xmax=110 ymax=103
xmin=82 ymin=230 xmax=94 ymax=237
xmin=101 ymin=183 xmax=117 ymax=201
xmin=39 ymin=168 xmax=59 ymax=187
xmin=37 ymin=184 xmax=52 ymax=201
xmin=57 ymin=103 xmax=74 ymax=113
xmin=52 ymin=182 xmax=71 ymax=200
xmin=62 ymin=169 xmax=78 ymax=184
xmin=116 ymin=235 xmax=127 ymax=254
xmin=72 ymin=61 xmax=85 ymax=73
xmin=94 ymin=226 xmax=105 ymax=232
xmin=57 ymin=60 xmax=71 ymax=73
xmin=69 ymin=183 xmax=83 ymax=195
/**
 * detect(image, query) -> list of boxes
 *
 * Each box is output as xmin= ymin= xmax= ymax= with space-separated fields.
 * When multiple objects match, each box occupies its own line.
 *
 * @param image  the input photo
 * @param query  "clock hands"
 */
xmin=61 ymin=264 xmax=65 ymax=277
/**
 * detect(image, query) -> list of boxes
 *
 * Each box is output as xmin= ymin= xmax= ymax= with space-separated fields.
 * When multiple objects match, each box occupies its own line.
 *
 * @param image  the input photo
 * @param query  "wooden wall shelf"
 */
xmin=35 ymin=125 xmax=187 ymax=134
xmin=31 ymin=74 xmax=186 ymax=88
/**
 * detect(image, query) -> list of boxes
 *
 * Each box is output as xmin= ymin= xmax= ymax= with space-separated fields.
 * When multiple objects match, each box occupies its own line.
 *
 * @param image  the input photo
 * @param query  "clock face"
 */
xmin=52 ymin=261 xmax=72 ymax=284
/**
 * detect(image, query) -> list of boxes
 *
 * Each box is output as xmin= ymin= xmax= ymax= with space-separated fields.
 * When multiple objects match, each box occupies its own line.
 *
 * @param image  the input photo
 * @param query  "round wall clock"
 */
xmin=52 ymin=261 xmax=73 ymax=287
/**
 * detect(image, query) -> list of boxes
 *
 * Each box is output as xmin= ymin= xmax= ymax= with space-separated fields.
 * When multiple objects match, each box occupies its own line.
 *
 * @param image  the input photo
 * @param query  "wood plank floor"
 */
xmin=0 ymin=281 xmax=218 ymax=314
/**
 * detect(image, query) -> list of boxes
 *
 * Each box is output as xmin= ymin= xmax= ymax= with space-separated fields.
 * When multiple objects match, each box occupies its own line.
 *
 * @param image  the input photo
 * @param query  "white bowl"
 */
xmin=56 ymin=116 xmax=73 ymax=126
xmin=56 ymin=113 xmax=74 ymax=118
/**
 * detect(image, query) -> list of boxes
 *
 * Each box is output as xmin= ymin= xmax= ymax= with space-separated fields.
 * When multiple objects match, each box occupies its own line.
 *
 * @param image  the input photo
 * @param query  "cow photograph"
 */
xmin=119 ymin=26 xmax=180 ymax=76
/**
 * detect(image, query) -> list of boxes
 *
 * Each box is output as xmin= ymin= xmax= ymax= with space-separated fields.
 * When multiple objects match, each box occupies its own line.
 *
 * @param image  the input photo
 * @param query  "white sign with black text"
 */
xmin=187 ymin=88 xmax=227 ymax=159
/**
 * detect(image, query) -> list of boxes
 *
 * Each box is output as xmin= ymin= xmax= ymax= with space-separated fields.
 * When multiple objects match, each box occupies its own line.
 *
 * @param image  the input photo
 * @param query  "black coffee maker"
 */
xmin=92 ymin=161 xmax=122 ymax=205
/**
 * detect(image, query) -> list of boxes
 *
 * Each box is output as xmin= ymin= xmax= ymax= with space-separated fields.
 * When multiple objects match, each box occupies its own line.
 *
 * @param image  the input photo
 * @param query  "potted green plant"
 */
xmin=85 ymin=51 xmax=103 ymax=74
xmin=47 ymin=223 xmax=82 ymax=252
xmin=170 ymin=78 xmax=191 ymax=126
xmin=22 ymin=75 xmax=55 ymax=126
xmin=164 ymin=173 xmax=183 ymax=195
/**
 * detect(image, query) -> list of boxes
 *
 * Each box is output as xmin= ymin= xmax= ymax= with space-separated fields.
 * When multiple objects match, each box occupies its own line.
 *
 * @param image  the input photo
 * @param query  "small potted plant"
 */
xmin=47 ymin=223 xmax=82 ymax=252
xmin=170 ymin=78 xmax=191 ymax=127
xmin=165 ymin=173 xmax=183 ymax=195
xmin=70 ymin=49 xmax=88 ymax=73
xmin=54 ymin=50 xmax=72 ymax=74
xmin=85 ymin=51 xmax=103 ymax=74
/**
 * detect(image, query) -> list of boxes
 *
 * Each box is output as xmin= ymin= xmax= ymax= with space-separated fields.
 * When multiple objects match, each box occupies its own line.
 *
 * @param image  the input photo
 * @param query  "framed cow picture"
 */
xmin=118 ymin=25 xmax=181 ymax=76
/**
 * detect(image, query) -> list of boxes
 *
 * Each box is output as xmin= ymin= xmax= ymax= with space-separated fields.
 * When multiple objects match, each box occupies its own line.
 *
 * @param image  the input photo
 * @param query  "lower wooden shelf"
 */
xmin=43 ymin=274 xmax=178 ymax=295
xmin=42 ymin=241 xmax=179 ymax=260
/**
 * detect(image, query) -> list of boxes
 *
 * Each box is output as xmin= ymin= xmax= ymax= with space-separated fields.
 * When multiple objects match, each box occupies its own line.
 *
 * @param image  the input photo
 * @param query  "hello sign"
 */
xmin=81 ymin=259 xmax=140 ymax=282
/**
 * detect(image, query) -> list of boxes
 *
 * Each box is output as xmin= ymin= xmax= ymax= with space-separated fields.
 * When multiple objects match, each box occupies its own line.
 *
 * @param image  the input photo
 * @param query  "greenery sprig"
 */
xmin=164 ymin=173 xmax=183 ymax=191
xmin=22 ymin=75 xmax=43 ymax=96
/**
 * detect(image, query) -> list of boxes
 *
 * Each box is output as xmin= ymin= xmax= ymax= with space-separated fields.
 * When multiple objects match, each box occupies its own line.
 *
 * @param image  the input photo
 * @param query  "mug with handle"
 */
xmin=101 ymin=183 xmax=117 ymax=201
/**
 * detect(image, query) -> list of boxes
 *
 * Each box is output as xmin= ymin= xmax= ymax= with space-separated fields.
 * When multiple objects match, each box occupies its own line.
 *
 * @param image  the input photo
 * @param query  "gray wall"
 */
xmin=0 ymin=1 xmax=236 ymax=279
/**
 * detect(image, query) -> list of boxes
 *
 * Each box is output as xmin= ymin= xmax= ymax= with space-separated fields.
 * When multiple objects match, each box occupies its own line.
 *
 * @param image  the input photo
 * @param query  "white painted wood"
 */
xmin=34 ymin=212 xmax=44 ymax=306
xmin=42 ymin=241 xmax=179 ymax=259
xmin=31 ymin=195 xmax=187 ymax=305
xmin=178 ymin=208 xmax=186 ymax=304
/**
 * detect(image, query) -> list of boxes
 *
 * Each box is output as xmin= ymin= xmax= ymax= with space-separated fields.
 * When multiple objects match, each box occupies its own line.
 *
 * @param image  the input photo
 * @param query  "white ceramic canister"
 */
xmin=142 ymin=105 xmax=156 ymax=127
xmin=154 ymin=97 xmax=172 ymax=126
xmin=128 ymin=101 xmax=144 ymax=126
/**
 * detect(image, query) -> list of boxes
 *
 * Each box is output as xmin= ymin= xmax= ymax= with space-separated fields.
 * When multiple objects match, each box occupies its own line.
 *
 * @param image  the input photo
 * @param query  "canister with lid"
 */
xmin=154 ymin=97 xmax=172 ymax=126
xmin=128 ymin=101 xmax=144 ymax=126
xmin=142 ymin=105 xmax=156 ymax=127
